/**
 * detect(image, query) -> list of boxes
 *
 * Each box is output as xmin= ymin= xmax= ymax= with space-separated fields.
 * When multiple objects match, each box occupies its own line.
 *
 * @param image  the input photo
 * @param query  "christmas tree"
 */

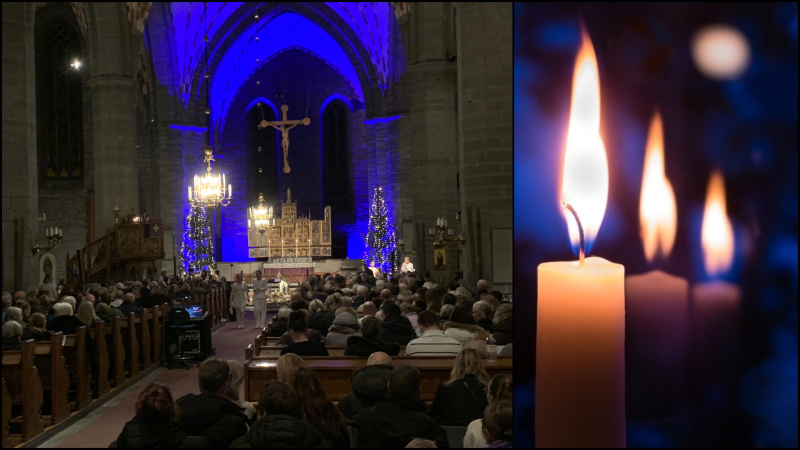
xmin=181 ymin=204 xmax=215 ymax=274
xmin=364 ymin=186 xmax=397 ymax=273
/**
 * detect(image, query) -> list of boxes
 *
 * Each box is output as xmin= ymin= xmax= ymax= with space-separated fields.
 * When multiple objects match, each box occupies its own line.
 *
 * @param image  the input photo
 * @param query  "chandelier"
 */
xmin=428 ymin=213 xmax=466 ymax=248
xmin=187 ymin=2 xmax=231 ymax=209
xmin=248 ymin=193 xmax=276 ymax=234
xmin=188 ymin=146 xmax=232 ymax=207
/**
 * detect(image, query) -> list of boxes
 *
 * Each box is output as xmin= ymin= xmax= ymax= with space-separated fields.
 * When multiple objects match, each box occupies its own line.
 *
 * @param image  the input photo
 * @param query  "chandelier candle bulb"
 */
xmin=536 ymin=30 xmax=625 ymax=448
xmin=624 ymin=111 xmax=689 ymax=420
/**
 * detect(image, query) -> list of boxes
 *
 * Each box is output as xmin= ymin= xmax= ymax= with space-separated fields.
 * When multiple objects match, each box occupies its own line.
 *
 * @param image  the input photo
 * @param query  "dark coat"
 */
xmin=338 ymin=364 xmax=393 ymax=422
xmin=48 ymin=314 xmax=85 ymax=335
xmin=308 ymin=310 xmax=334 ymax=337
xmin=119 ymin=302 xmax=143 ymax=316
xmin=344 ymin=335 xmax=400 ymax=357
xmin=115 ymin=415 xmax=194 ymax=448
xmin=378 ymin=315 xmax=417 ymax=346
xmin=355 ymin=396 xmax=449 ymax=448
xmin=175 ymin=393 xmax=248 ymax=448
xmin=229 ymin=414 xmax=331 ymax=448
xmin=429 ymin=374 xmax=488 ymax=426
xmin=21 ymin=327 xmax=52 ymax=342
xmin=280 ymin=340 xmax=329 ymax=357
xmin=475 ymin=318 xmax=494 ymax=332
xmin=266 ymin=318 xmax=288 ymax=337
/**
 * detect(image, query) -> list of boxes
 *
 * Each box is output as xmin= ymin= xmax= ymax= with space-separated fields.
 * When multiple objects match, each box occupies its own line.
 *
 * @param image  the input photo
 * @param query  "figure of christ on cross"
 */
xmin=258 ymin=104 xmax=310 ymax=174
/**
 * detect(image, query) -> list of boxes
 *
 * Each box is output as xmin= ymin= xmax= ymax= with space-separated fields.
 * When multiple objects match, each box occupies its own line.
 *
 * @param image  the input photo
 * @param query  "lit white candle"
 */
xmin=536 ymin=30 xmax=625 ymax=448
xmin=625 ymin=112 xmax=689 ymax=419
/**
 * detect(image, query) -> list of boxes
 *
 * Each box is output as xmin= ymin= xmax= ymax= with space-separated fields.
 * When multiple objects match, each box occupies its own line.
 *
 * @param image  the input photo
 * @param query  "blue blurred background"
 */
xmin=514 ymin=3 xmax=797 ymax=447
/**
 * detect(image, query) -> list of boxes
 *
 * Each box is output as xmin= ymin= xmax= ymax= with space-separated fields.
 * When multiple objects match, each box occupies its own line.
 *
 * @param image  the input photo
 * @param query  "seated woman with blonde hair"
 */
xmin=429 ymin=348 xmax=489 ymax=426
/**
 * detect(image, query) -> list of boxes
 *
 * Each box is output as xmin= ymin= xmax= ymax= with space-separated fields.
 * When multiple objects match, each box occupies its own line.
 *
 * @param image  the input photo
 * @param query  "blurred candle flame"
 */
xmin=701 ymin=170 xmax=734 ymax=276
xmin=561 ymin=29 xmax=608 ymax=250
xmin=640 ymin=112 xmax=677 ymax=263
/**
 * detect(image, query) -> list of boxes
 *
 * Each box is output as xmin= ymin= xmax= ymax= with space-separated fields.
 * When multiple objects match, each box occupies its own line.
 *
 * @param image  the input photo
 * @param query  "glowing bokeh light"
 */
xmin=692 ymin=24 xmax=751 ymax=80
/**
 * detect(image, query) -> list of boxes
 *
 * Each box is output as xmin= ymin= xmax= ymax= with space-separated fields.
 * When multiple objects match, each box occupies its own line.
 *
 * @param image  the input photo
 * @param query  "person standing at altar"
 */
xmin=229 ymin=274 xmax=248 ymax=329
xmin=252 ymin=270 xmax=269 ymax=329
xmin=401 ymin=257 xmax=415 ymax=274
xmin=277 ymin=273 xmax=289 ymax=295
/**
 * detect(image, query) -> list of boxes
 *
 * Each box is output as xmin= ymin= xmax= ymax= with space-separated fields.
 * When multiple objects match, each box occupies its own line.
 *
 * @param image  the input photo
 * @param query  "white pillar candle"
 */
xmin=536 ymin=30 xmax=625 ymax=448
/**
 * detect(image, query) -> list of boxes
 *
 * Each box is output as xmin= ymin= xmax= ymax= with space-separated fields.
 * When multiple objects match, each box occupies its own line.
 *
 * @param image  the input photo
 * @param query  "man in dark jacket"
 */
xmin=118 ymin=293 xmax=143 ymax=316
xmin=356 ymin=365 xmax=449 ymax=448
xmin=48 ymin=302 xmax=85 ymax=335
xmin=175 ymin=358 xmax=248 ymax=447
xmin=339 ymin=352 xmax=393 ymax=421
xmin=230 ymin=381 xmax=330 ymax=448
xmin=378 ymin=301 xmax=417 ymax=346
xmin=345 ymin=316 xmax=400 ymax=357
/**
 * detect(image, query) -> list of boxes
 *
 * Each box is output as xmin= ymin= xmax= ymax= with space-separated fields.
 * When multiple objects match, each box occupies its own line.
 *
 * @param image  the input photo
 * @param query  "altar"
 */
xmin=247 ymin=188 xmax=332 ymax=259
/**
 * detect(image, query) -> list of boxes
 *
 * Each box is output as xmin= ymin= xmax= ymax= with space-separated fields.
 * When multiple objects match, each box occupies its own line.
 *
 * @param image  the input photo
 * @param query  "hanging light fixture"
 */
xmin=188 ymin=1 xmax=231 ymax=208
xmin=248 ymin=193 xmax=276 ymax=234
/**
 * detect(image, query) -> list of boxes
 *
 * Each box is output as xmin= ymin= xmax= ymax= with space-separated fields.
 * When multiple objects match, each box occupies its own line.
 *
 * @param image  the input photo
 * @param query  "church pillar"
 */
xmin=2 ymin=2 xmax=39 ymax=291
xmin=407 ymin=2 xmax=460 ymax=279
xmin=87 ymin=3 xmax=139 ymax=236
xmin=456 ymin=3 xmax=513 ymax=291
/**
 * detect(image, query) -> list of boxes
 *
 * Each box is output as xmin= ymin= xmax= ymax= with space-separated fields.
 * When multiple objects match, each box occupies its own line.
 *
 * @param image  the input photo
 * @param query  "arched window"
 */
xmin=322 ymin=101 xmax=353 ymax=214
xmin=246 ymin=102 xmax=279 ymax=207
xmin=35 ymin=6 xmax=84 ymax=181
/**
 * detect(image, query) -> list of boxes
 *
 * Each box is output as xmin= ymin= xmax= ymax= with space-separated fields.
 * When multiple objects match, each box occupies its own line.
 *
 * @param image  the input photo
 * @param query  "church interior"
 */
xmin=2 ymin=2 xmax=513 ymax=448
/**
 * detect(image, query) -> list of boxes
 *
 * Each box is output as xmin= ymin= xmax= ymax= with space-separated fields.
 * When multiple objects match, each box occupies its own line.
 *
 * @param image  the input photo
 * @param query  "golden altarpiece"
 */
xmin=247 ymin=188 xmax=332 ymax=258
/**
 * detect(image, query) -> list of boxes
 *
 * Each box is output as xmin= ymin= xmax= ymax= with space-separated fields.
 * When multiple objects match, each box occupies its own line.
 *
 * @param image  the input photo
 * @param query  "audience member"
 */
xmin=48 ymin=302 xmax=84 ymax=334
xmin=114 ymin=383 xmax=197 ymax=448
xmin=2 ymin=320 xmax=23 ymax=351
xmin=378 ymin=301 xmax=417 ymax=346
xmin=266 ymin=307 xmax=290 ymax=337
xmin=226 ymin=360 xmax=257 ymax=425
xmin=229 ymin=381 xmax=330 ymax=448
xmin=326 ymin=307 xmax=361 ymax=347
xmin=481 ymin=400 xmax=513 ymax=448
xmin=276 ymin=353 xmax=305 ymax=383
xmin=405 ymin=310 xmax=462 ymax=357
xmin=443 ymin=301 xmax=484 ymax=348
xmin=345 ymin=316 xmax=400 ymax=357
xmin=175 ymin=358 xmax=248 ymax=447
xmin=39 ymin=273 xmax=58 ymax=303
xmin=430 ymin=348 xmax=489 ymax=426
xmin=281 ymin=310 xmax=329 ymax=357
xmin=289 ymin=368 xmax=349 ymax=447
xmin=471 ymin=301 xmax=494 ymax=332
xmin=407 ymin=438 xmax=438 ymax=448
xmin=464 ymin=374 xmax=512 ymax=448
xmin=118 ymin=293 xmax=143 ymax=316
xmin=308 ymin=299 xmax=333 ymax=337
xmin=356 ymin=365 xmax=449 ymax=448
xmin=339 ymin=351 xmax=393 ymax=421
xmin=21 ymin=312 xmax=51 ymax=342
xmin=492 ymin=304 xmax=512 ymax=345
xmin=278 ymin=309 xmax=324 ymax=345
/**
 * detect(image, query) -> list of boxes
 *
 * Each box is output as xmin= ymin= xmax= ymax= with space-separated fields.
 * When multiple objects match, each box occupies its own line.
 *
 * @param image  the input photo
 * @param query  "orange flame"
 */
xmin=640 ymin=112 xmax=677 ymax=263
xmin=561 ymin=30 xmax=608 ymax=249
xmin=701 ymin=170 xmax=734 ymax=276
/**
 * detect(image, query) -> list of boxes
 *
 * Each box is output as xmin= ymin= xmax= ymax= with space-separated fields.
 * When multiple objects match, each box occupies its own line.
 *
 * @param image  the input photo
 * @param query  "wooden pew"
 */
xmin=32 ymin=332 xmax=70 ymax=425
xmin=93 ymin=321 xmax=111 ymax=397
xmin=249 ymin=345 xmax=348 ymax=359
xmin=151 ymin=305 xmax=165 ymax=363
xmin=2 ymin=340 xmax=44 ymax=441
xmin=101 ymin=317 xmax=126 ymax=388
xmin=120 ymin=312 xmax=140 ymax=377
xmin=2 ymin=379 xmax=11 ymax=448
xmin=62 ymin=327 xmax=92 ymax=410
xmin=133 ymin=309 xmax=152 ymax=370
xmin=244 ymin=356 xmax=513 ymax=404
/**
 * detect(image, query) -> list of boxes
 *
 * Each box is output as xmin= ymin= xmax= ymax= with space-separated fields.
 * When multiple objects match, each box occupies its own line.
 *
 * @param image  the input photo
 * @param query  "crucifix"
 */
xmin=258 ymin=104 xmax=310 ymax=174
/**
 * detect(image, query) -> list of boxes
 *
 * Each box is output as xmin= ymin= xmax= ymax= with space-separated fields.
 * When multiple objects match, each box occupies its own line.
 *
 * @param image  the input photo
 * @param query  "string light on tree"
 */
xmin=364 ymin=186 xmax=397 ymax=273
xmin=181 ymin=204 xmax=215 ymax=274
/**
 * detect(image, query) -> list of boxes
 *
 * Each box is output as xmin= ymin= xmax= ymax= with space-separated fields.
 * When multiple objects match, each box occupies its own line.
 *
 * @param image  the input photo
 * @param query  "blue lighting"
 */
xmin=168 ymin=124 xmax=208 ymax=132
xmin=210 ymin=12 xmax=365 ymax=135
xmin=327 ymin=2 xmax=392 ymax=89
xmin=364 ymin=115 xmax=401 ymax=124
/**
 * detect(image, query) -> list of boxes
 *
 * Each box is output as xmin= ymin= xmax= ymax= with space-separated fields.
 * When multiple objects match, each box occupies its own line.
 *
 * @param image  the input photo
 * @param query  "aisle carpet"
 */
xmin=38 ymin=310 xmax=267 ymax=448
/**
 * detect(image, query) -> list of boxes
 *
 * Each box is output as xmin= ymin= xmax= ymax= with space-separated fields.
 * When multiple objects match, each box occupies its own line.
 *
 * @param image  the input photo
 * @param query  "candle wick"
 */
xmin=561 ymin=201 xmax=586 ymax=266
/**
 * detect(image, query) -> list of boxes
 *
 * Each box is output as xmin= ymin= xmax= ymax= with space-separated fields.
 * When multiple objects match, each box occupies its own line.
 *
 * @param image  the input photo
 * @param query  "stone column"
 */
xmin=2 ymin=2 xmax=39 ymax=291
xmin=456 ymin=3 xmax=513 ymax=290
xmin=407 ymin=2 xmax=459 ymax=278
xmin=88 ymin=3 xmax=139 ymax=236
